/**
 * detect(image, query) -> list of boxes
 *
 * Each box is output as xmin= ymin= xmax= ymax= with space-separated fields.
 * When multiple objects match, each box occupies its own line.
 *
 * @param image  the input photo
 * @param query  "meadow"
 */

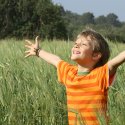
xmin=0 ymin=39 xmax=125 ymax=125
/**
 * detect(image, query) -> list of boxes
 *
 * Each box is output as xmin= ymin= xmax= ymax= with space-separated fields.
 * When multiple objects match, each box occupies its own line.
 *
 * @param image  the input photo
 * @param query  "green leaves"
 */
xmin=0 ymin=0 xmax=67 ymax=40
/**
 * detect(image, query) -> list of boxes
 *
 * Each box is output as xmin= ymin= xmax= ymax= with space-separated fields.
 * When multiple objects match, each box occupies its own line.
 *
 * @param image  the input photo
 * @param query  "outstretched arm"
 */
xmin=25 ymin=36 xmax=62 ymax=67
xmin=108 ymin=51 xmax=125 ymax=75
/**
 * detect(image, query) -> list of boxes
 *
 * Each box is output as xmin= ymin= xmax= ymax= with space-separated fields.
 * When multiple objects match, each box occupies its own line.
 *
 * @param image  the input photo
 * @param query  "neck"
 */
xmin=78 ymin=65 xmax=93 ymax=72
xmin=77 ymin=62 xmax=95 ymax=72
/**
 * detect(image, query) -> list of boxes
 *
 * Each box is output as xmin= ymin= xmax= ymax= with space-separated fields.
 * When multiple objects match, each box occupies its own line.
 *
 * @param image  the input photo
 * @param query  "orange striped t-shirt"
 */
xmin=57 ymin=60 xmax=115 ymax=125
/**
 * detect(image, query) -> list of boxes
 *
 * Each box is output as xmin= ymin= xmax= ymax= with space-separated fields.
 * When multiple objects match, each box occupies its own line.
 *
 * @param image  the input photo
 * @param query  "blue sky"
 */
xmin=52 ymin=0 xmax=125 ymax=21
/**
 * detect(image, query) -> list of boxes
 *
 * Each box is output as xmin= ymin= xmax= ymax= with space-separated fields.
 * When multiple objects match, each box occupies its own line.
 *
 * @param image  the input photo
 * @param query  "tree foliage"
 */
xmin=106 ymin=13 xmax=121 ymax=27
xmin=63 ymin=11 xmax=124 ymax=42
xmin=0 ymin=0 xmax=67 ymax=39
xmin=81 ymin=12 xmax=95 ymax=25
xmin=95 ymin=15 xmax=107 ymax=25
xmin=0 ymin=0 xmax=125 ymax=41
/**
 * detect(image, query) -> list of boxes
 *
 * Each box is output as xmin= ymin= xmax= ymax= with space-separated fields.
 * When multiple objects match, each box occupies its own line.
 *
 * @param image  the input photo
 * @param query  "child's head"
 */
xmin=71 ymin=29 xmax=110 ymax=68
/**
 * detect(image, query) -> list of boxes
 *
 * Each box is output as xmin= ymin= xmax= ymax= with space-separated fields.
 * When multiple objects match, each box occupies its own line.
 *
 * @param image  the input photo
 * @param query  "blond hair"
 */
xmin=78 ymin=29 xmax=110 ymax=68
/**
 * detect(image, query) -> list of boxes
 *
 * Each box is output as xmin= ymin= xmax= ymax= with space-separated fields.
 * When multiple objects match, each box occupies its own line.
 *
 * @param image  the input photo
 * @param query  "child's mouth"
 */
xmin=73 ymin=51 xmax=81 ymax=54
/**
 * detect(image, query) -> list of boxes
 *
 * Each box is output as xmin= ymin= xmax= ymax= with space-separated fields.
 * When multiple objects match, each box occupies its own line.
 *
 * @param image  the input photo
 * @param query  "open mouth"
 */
xmin=73 ymin=51 xmax=81 ymax=54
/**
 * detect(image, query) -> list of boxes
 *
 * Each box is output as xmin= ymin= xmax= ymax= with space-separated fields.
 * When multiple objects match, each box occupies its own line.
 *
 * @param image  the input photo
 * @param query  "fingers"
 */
xmin=35 ymin=36 xmax=39 ymax=42
xmin=25 ymin=49 xmax=36 ymax=57
xmin=35 ymin=36 xmax=39 ymax=48
xmin=24 ymin=50 xmax=30 ymax=58
xmin=25 ymin=51 xmax=34 ymax=58
xmin=25 ymin=36 xmax=40 ymax=58
xmin=25 ymin=40 xmax=33 ymax=45
xmin=25 ymin=53 xmax=31 ymax=58
xmin=25 ymin=39 xmax=34 ymax=49
xmin=25 ymin=44 xmax=32 ymax=49
xmin=25 ymin=50 xmax=30 ymax=54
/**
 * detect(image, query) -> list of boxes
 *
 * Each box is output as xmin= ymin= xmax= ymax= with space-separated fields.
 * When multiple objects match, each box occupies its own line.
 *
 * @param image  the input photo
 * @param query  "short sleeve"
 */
xmin=57 ymin=60 xmax=72 ymax=85
xmin=96 ymin=64 xmax=116 ymax=91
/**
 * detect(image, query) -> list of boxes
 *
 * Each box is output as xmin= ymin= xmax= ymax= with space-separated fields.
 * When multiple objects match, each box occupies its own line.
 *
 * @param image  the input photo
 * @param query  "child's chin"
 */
xmin=71 ymin=57 xmax=77 ymax=61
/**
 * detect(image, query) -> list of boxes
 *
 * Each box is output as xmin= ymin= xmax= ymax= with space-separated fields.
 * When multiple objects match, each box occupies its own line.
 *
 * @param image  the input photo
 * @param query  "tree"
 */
xmin=81 ymin=12 xmax=95 ymax=25
xmin=0 ymin=0 xmax=19 ymax=38
xmin=95 ymin=15 xmax=107 ymax=25
xmin=0 ymin=0 xmax=67 ymax=39
xmin=35 ymin=0 xmax=67 ymax=39
xmin=15 ymin=0 xmax=39 ymax=38
xmin=106 ymin=13 xmax=121 ymax=27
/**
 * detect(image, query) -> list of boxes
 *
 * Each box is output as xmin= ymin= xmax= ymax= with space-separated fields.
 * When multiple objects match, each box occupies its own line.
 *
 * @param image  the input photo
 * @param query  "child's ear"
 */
xmin=92 ymin=52 xmax=102 ymax=61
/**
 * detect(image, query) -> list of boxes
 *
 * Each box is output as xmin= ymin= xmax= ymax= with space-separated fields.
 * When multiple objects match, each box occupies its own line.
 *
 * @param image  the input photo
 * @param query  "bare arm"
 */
xmin=37 ymin=50 xmax=62 ymax=67
xmin=108 ymin=51 xmax=125 ymax=75
xmin=25 ymin=36 xmax=62 ymax=67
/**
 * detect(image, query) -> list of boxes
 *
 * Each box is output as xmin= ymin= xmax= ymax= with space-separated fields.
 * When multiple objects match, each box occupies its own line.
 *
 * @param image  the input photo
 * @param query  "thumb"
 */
xmin=35 ymin=36 xmax=39 ymax=49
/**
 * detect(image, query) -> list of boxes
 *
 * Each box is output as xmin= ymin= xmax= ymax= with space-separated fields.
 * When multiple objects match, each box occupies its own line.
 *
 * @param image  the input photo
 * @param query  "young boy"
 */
xmin=25 ymin=30 xmax=125 ymax=125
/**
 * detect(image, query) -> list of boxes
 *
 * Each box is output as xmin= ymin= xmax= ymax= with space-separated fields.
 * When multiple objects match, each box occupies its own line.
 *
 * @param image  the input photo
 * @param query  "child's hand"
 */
xmin=25 ymin=36 xmax=40 ymax=58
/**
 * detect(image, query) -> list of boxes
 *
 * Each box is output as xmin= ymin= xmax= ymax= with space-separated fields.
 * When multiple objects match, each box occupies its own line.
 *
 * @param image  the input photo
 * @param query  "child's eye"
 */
xmin=81 ymin=43 xmax=86 ymax=46
xmin=73 ymin=43 xmax=77 ymax=46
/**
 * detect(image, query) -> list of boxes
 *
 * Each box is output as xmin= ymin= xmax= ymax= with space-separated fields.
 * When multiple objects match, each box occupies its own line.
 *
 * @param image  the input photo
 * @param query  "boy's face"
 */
xmin=71 ymin=36 xmax=94 ymax=64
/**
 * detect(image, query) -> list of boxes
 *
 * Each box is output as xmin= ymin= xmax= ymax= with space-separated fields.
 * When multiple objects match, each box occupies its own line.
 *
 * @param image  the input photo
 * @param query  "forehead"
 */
xmin=75 ymin=36 xmax=93 ymax=45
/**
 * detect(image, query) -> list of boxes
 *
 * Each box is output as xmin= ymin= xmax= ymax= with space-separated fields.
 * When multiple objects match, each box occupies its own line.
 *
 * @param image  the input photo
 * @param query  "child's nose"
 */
xmin=74 ymin=44 xmax=80 ymax=48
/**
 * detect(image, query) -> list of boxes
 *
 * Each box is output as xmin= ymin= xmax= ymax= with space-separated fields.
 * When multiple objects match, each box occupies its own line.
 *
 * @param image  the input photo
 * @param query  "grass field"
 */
xmin=0 ymin=39 xmax=125 ymax=125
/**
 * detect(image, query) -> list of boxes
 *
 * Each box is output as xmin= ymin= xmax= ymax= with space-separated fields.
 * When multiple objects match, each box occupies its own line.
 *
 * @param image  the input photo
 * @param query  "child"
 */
xmin=25 ymin=30 xmax=125 ymax=125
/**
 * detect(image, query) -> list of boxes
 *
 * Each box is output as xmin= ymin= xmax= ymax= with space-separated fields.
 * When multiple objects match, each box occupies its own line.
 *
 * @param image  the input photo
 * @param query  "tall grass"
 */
xmin=0 ymin=39 xmax=125 ymax=125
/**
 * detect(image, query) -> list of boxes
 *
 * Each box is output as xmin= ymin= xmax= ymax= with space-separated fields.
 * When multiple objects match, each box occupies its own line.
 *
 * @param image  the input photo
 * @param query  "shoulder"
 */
xmin=92 ymin=63 xmax=108 ymax=73
xmin=57 ymin=60 xmax=76 ymax=70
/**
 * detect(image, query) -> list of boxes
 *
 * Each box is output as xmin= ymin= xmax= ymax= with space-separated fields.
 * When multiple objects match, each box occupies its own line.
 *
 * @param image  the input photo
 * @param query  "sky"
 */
xmin=52 ymin=0 xmax=125 ymax=21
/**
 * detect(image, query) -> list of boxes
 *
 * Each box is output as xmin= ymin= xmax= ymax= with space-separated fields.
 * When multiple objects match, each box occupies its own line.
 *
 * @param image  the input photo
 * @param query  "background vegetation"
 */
xmin=0 ymin=39 xmax=125 ymax=125
xmin=0 ymin=0 xmax=125 ymax=42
